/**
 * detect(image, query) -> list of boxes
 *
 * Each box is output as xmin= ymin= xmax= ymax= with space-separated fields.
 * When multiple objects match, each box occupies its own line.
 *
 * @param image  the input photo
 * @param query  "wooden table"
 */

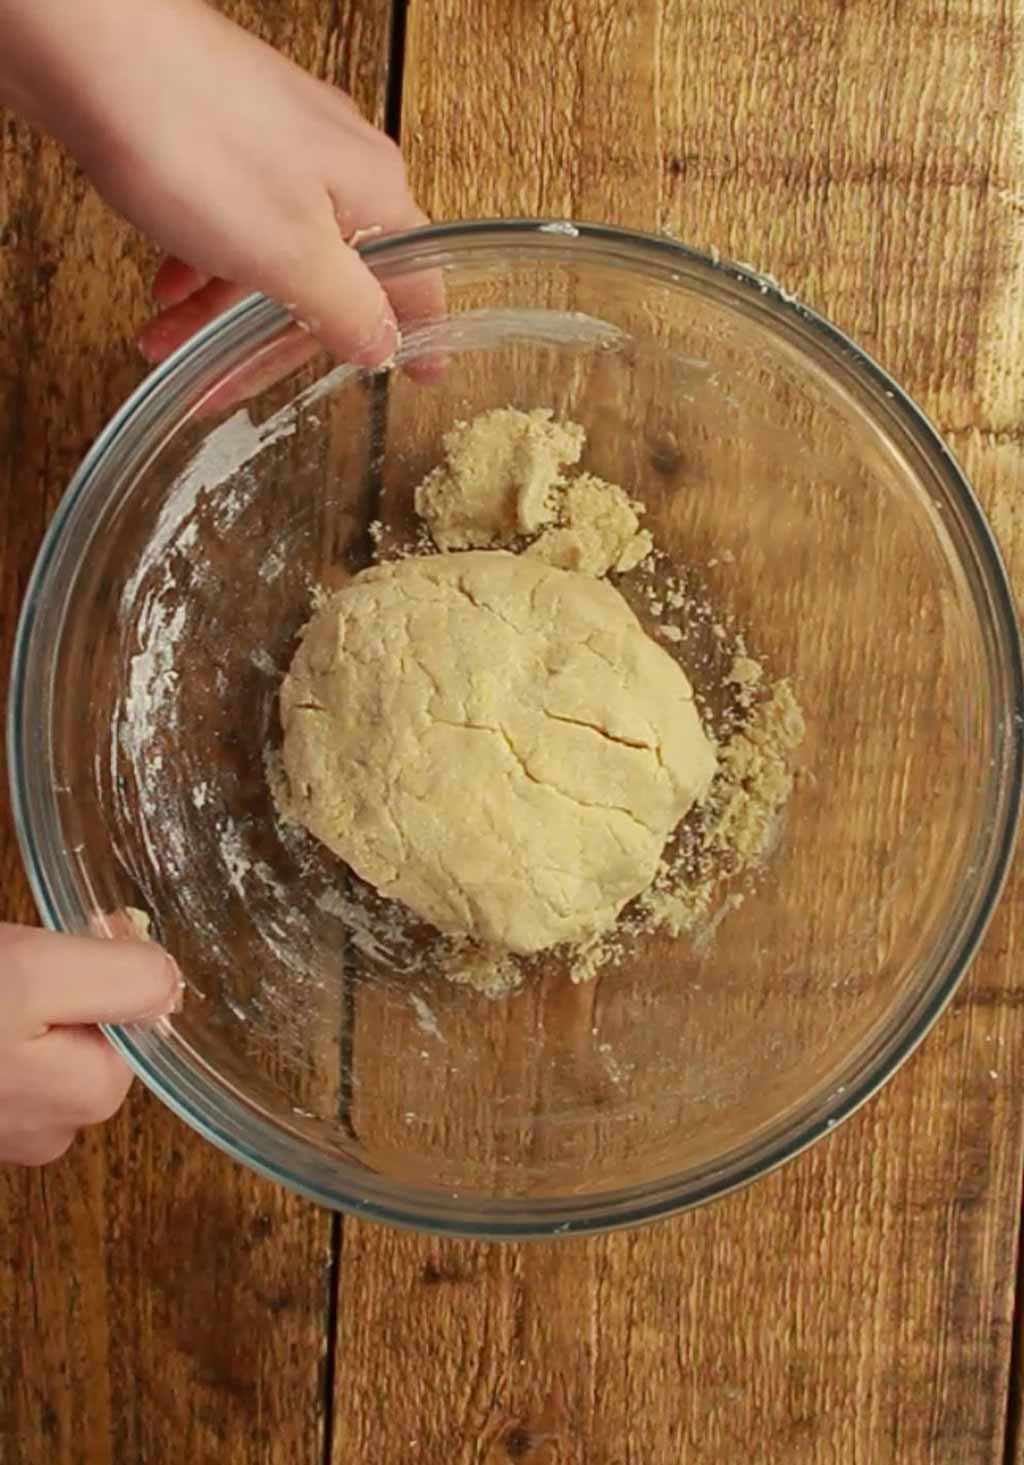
xmin=3 ymin=2 xmax=1024 ymax=1461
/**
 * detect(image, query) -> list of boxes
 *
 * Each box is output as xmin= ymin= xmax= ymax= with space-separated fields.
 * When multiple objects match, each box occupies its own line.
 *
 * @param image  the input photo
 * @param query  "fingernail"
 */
xmin=376 ymin=327 xmax=403 ymax=373
xmin=355 ymin=314 xmax=399 ymax=369
xmin=165 ymin=955 xmax=185 ymax=1015
xmin=136 ymin=956 xmax=184 ymax=1024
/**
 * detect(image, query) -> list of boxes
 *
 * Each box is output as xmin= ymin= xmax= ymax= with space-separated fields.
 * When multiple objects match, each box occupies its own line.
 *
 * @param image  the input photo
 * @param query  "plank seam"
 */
xmin=327 ymin=3 xmax=410 ymax=1457
xmin=1002 ymin=1162 xmax=1024 ymax=1465
xmin=321 ymin=1213 xmax=344 ymax=1465
xmin=385 ymin=0 xmax=410 ymax=141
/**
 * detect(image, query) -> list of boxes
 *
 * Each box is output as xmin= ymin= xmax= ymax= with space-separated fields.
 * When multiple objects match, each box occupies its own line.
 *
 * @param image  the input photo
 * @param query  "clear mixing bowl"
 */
xmin=9 ymin=222 xmax=1022 ymax=1236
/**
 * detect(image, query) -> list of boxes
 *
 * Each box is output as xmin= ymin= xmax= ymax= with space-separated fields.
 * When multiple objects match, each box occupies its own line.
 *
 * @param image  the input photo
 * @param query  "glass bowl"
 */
xmin=9 ymin=221 xmax=1022 ymax=1237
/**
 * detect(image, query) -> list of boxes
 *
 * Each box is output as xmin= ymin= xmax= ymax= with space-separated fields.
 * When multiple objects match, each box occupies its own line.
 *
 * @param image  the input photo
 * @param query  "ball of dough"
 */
xmin=278 ymin=551 xmax=717 ymax=954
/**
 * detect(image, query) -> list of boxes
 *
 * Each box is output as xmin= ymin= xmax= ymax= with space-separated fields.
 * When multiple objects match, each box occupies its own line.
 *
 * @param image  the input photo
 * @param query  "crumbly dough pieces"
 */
xmin=415 ymin=406 xmax=652 ymax=575
xmin=527 ymin=473 xmax=653 ymax=576
xmin=278 ymin=551 xmax=717 ymax=954
xmin=414 ymin=407 xmax=584 ymax=550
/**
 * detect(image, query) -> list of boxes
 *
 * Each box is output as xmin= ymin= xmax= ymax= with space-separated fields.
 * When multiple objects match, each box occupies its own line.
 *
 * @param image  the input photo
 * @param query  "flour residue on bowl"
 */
xmin=110 ymin=390 xmax=363 ymax=1047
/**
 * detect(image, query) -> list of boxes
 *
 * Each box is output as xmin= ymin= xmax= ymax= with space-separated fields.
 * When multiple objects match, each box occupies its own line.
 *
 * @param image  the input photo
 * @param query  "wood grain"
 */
xmin=328 ymin=2 xmax=1024 ymax=1462
xmin=0 ymin=4 xmax=394 ymax=1463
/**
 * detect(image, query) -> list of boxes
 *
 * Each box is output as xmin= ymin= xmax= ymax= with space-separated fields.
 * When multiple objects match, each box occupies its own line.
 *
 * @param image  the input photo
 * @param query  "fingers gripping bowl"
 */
xmin=10 ymin=223 xmax=1022 ymax=1236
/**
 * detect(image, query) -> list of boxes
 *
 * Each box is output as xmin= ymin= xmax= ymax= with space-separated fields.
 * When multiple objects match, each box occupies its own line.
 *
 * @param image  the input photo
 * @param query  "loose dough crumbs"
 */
xmin=273 ymin=407 xmax=805 ymax=992
xmin=414 ymin=408 xmax=583 ymax=549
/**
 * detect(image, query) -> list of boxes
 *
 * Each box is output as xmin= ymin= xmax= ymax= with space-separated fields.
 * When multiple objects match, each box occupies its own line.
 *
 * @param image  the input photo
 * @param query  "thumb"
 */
xmin=264 ymin=233 xmax=399 ymax=367
xmin=2 ymin=925 xmax=182 ymax=1036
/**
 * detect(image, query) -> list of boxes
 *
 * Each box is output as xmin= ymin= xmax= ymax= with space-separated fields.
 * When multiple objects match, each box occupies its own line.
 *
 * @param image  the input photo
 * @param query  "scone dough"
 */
xmin=527 ymin=473 xmax=653 ymax=576
xmin=414 ymin=408 xmax=583 ymax=549
xmin=278 ymin=551 xmax=717 ymax=953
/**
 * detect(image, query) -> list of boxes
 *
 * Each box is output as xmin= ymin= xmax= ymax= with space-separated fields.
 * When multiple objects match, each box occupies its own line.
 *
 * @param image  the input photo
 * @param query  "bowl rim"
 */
xmin=9 ymin=217 xmax=1023 ymax=1238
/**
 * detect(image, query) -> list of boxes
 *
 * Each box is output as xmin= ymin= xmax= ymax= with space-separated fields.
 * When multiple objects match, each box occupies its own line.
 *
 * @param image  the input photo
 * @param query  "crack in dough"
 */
xmin=540 ymin=708 xmax=655 ymax=753
xmin=277 ymin=551 xmax=717 ymax=954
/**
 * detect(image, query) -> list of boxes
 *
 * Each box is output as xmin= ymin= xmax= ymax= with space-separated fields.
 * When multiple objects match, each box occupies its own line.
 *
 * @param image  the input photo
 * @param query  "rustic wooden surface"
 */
xmin=2 ymin=2 xmax=1024 ymax=1463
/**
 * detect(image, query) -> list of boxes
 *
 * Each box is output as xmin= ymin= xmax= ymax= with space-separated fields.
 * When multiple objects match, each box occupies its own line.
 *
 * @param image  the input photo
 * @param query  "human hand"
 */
xmin=0 ymin=0 xmax=439 ymax=367
xmin=0 ymin=924 xmax=181 ymax=1167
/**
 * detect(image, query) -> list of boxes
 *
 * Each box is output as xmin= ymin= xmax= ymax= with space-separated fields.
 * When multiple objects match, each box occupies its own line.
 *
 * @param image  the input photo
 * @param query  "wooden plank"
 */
xmin=0 ymin=4 xmax=395 ymax=1462
xmin=329 ymin=2 xmax=1024 ymax=1462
